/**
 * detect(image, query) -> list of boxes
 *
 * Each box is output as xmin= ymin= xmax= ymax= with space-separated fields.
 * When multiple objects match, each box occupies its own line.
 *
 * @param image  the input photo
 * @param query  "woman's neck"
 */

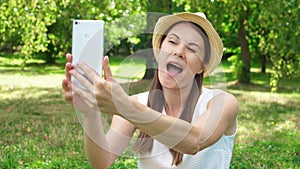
xmin=163 ymin=85 xmax=192 ymax=117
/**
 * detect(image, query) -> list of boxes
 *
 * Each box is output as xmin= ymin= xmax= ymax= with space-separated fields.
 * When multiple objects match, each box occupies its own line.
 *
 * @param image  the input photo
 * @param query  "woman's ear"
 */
xmin=196 ymin=66 xmax=205 ymax=74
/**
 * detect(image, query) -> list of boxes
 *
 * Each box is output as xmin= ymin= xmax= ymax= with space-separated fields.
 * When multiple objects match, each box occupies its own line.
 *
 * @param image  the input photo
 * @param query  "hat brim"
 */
xmin=152 ymin=12 xmax=223 ymax=77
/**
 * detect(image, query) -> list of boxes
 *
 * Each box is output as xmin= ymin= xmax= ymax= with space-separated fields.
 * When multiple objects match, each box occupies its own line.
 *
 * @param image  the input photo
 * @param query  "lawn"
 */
xmin=0 ymin=55 xmax=299 ymax=168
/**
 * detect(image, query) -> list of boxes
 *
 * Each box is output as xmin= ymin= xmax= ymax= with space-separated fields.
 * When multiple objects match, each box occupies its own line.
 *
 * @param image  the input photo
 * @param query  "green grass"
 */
xmin=228 ymin=89 xmax=300 ymax=168
xmin=0 ymin=86 xmax=88 ymax=168
xmin=0 ymin=55 xmax=299 ymax=168
xmin=0 ymin=53 xmax=66 ymax=75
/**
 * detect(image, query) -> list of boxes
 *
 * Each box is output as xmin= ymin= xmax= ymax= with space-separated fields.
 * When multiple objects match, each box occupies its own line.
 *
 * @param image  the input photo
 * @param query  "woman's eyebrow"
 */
xmin=168 ymin=33 xmax=180 ymax=39
xmin=168 ymin=33 xmax=201 ymax=50
xmin=188 ymin=42 xmax=201 ymax=50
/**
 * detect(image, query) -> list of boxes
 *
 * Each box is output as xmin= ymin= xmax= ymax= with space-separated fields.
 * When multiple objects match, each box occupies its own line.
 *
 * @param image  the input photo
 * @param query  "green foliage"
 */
xmin=1 ymin=0 xmax=299 ymax=88
xmin=257 ymin=0 xmax=300 ymax=91
xmin=228 ymin=54 xmax=243 ymax=79
xmin=104 ymin=13 xmax=147 ymax=53
xmin=0 ymin=0 xmax=146 ymax=63
xmin=0 ymin=0 xmax=58 ymax=61
xmin=192 ymin=0 xmax=300 ymax=90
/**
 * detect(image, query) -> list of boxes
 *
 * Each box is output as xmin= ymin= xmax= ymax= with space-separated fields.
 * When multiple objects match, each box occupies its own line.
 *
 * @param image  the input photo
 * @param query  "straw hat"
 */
xmin=152 ymin=12 xmax=224 ymax=77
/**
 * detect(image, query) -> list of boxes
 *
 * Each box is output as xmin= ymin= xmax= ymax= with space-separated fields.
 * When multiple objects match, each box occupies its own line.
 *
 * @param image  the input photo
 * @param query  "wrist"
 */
xmin=118 ymin=98 xmax=161 ymax=124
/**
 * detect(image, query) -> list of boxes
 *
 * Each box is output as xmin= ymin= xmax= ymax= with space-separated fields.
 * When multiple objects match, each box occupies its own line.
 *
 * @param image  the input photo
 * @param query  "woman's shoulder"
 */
xmin=196 ymin=87 xmax=238 ymax=114
xmin=201 ymin=87 xmax=236 ymax=100
xmin=199 ymin=87 xmax=226 ymax=102
xmin=201 ymin=87 xmax=239 ymax=120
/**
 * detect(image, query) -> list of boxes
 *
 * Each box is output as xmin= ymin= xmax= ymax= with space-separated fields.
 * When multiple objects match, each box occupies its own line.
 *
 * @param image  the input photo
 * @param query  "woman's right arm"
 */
xmin=62 ymin=53 xmax=136 ymax=168
xmin=84 ymin=115 xmax=136 ymax=168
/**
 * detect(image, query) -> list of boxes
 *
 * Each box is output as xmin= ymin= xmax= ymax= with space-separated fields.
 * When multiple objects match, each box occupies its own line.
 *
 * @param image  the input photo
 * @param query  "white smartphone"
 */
xmin=71 ymin=20 xmax=104 ymax=89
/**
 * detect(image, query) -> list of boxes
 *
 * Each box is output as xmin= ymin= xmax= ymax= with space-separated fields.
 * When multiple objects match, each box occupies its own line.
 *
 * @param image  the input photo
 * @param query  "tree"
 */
xmin=256 ymin=0 xmax=300 ymax=91
xmin=202 ymin=0 xmax=254 ymax=83
xmin=140 ymin=0 xmax=171 ymax=79
xmin=1 ymin=0 xmax=299 ymax=91
xmin=190 ymin=0 xmax=299 ymax=90
xmin=0 ymin=0 xmax=58 ymax=63
xmin=139 ymin=0 xmax=188 ymax=79
xmin=0 ymin=0 xmax=145 ymax=63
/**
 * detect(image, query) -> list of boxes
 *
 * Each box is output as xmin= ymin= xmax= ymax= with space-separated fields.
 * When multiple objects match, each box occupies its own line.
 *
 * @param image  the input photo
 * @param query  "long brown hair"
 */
xmin=134 ymin=21 xmax=211 ymax=166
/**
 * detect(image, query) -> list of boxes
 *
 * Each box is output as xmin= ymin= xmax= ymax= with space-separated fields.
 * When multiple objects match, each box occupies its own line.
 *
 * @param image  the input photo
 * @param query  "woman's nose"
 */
xmin=173 ymin=44 xmax=185 ymax=59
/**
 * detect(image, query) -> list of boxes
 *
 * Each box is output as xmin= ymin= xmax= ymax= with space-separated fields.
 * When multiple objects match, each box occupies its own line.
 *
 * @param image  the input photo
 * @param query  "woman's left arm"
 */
xmin=125 ymin=92 xmax=238 ymax=154
xmin=72 ymin=61 xmax=238 ymax=155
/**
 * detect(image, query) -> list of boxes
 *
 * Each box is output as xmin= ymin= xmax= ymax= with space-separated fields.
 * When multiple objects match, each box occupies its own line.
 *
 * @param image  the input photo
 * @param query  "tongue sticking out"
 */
xmin=167 ymin=63 xmax=183 ymax=77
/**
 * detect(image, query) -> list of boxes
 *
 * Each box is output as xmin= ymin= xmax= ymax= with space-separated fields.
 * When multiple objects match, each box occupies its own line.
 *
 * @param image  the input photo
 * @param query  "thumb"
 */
xmin=102 ymin=55 xmax=114 ymax=82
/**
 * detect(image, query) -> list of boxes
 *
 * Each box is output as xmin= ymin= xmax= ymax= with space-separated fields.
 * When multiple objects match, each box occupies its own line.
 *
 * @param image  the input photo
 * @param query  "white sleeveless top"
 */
xmin=137 ymin=87 xmax=237 ymax=169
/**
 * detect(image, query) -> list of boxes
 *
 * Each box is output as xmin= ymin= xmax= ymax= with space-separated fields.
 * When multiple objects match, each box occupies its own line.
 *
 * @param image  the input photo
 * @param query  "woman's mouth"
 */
xmin=166 ymin=62 xmax=183 ymax=77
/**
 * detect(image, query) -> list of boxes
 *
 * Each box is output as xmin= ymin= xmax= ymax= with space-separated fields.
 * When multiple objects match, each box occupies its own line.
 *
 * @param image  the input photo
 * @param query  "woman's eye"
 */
xmin=168 ymin=40 xmax=176 ymax=44
xmin=187 ymin=47 xmax=196 ymax=53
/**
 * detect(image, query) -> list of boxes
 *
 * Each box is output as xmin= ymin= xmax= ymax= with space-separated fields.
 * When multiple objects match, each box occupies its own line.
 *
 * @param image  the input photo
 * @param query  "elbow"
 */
xmin=185 ymin=148 xmax=199 ymax=155
xmin=186 ymin=138 xmax=210 ymax=155
xmin=177 ymin=129 xmax=207 ymax=155
xmin=180 ymin=139 xmax=202 ymax=155
xmin=180 ymin=132 xmax=214 ymax=155
xmin=188 ymin=142 xmax=202 ymax=155
xmin=183 ymin=145 xmax=200 ymax=155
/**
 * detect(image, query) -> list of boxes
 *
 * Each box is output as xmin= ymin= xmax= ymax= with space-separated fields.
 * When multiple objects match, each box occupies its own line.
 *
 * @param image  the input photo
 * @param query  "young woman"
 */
xmin=62 ymin=12 xmax=238 ymax=169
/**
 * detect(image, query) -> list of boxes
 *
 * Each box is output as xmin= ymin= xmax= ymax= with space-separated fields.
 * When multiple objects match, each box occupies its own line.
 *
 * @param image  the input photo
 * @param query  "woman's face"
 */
xmin=157 ymin=22 xmax=206 ymax=90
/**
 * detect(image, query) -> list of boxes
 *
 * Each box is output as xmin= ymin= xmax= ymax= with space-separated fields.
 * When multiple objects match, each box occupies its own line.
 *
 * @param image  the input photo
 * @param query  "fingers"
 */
xmin=66 ymin=53 xmax=72 ymax=62
xmin=72 ymin=83 xmax=98 ymax=110
xmin=65 ymin=53 xmax=73 ymax=80
xmin=102 ymin=56 xmax=114 ymax=82
xmin=64 ymin=91 xmax=73 ymax=104
xmin=62 ymin=77 xmax=73 ymax=104
xmin=74 ymin=61 xmax=107 ymax=89
xmin=69 ymin=67 xmax=95 ymax=91
xmin=63 ymin=53 xmax=74 ymax=104
xmin=65 ymin=62 xmax=73 ymax=80
xmin=72 ymin=83 xmax=89 ymax=98
xmin=62 ymin=78 xmax=71 ymax=91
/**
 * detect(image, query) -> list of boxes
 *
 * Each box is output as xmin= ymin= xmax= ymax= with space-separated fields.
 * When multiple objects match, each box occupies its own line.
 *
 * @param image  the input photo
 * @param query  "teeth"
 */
xmin=170 ymin=63 xmax=181 ymax=69
xmin=172 ymin=63 xmax=181 ymax=68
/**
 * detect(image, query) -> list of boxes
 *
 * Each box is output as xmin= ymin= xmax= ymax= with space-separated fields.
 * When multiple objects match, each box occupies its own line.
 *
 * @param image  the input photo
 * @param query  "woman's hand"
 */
xmin=62 ymin=53 xmax=100 ymax=115
xmin=69 ymin=55 xmax=131 ymax=116
xmin=62 ymin=53 xmax=74 ymax=104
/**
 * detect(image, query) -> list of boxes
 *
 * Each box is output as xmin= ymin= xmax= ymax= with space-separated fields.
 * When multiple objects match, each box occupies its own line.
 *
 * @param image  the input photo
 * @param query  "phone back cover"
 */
xmin=72 ymin=20 xmax=104 ymax=87
xmin=72 ymin=20 xmax=104 ymax=74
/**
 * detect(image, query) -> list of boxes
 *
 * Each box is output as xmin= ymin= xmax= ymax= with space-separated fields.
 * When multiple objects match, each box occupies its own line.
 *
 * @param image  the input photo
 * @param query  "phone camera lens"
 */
xmin=75 ymin=21 xmax=78 ymax=25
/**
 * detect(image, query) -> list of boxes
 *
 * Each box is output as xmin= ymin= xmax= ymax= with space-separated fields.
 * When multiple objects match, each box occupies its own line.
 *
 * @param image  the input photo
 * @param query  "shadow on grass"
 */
xmin=225 ymin=70 xmax=300 ymax=93
xmin=0 ymin=86 xmax=70 ymax=119
xmin=228 ymin=80 xmax=299 ymax=94
xmin=0 ymin=86 xmax=89 ymax=168
xmin=0 ymin=62 xmax=65 ymax=75
xmin=0 ymin=54 xmax=66 ymax=75
xmin=231 ymin=97 xmax=300 ymax=168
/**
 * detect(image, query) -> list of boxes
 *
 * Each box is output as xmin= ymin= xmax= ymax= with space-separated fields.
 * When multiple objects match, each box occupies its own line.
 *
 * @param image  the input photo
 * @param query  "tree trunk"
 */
xmin=142 ymin=13 xmax=158 ymax=80
xmin=238 ymin=19 xmax=251 ymax=83
xmin=142 ymin=48 xmax=156 ymax=79
xmin=261 ymin=54 xmax=266 ymax=73
xmin=142 ymin=0 xmax=173 ymax=80
xmin=45 ymin=43 xmax=56 ymax=64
